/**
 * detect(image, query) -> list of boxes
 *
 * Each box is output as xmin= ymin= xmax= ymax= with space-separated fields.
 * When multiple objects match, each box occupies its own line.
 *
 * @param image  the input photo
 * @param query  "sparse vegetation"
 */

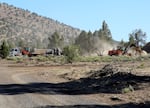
xmin=36 ymin=56 xmax=49 ymax=62
xmin=137 ymin=62 xmax=145 ymax=69
xmin=122 ymin=85 xmax=134 ymax=93
xmin=76 ymin=56 xmax=136 ymax=63
xmin=7 ymin=56 xmax=23 ymax=63
xmin=0 ymin=3 xmax=81 ymax=48
xmin=0 ymin=2 xmax=150 ymax=107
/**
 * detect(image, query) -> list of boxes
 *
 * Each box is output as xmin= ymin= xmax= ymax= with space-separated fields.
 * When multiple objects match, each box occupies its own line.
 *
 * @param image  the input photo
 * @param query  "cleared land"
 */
xmin=0 ymin=56 xmax=150 ymax=108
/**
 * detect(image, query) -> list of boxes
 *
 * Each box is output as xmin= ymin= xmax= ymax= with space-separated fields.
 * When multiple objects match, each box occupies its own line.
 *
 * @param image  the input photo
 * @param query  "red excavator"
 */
xmin=108 ymin=43 xmax=136 ymax=56
xmin=108 ymin=49 xmax=123 ymax=56
xmin=108 ymin=46 xmax=124 ymax=56
xmin=21 ymin=47 xmax=31 ymax=56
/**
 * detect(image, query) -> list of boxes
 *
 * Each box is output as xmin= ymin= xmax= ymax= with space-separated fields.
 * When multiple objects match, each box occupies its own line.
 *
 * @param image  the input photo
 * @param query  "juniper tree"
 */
xmin=0 ymin=41 xmax=9 ymax=58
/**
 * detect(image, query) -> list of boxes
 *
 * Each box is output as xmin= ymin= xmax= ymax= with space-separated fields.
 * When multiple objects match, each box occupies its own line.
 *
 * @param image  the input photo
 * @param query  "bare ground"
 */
xmin=0 ymin=58 xmax=150 ymax=108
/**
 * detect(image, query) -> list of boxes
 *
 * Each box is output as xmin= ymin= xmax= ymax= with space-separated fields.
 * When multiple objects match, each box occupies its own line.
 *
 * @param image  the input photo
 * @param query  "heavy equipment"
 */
xmin=21 ymin=47 xmax=31 ymax=56
xmin=108 ymin=46 xmax=123 ymax=56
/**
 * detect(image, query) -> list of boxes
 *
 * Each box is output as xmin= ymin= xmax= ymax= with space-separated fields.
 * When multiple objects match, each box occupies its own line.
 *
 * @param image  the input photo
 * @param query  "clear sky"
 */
xmin=0 ymin=0 xmax=150 ymax=42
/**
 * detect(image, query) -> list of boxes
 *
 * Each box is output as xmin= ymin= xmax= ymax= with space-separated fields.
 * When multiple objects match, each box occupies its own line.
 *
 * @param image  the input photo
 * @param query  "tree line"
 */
xmin=48 ymin=21 xmax=113 ymax=55
xmin=0 ymin=20 xmax=147 ymax=61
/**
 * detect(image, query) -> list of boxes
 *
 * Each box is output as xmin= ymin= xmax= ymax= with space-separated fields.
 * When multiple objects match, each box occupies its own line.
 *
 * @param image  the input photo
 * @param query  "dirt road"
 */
xmin=0 ymin=60 xmax=150 ymax=108
xmin=0 ymin=61 xmax=106 ymax=108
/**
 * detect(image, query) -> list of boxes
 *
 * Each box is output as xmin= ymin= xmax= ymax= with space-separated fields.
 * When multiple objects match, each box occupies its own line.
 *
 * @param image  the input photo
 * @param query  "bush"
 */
xmin=36 ymin=56 xmax=49 ymax=62
xmin=63 ymin=45 xmax=80 ymax=63
xmin=7 ymin=56 xmax=23 ymax=63
xmin=122 ymin=85 xmax=134 ymax=93
xmin=0 ymin=41 xmax=9 ymax=59
xmin=77 ymin=56 xmax=101 ymax=62
xmin=46 ymin=55 xmax=66 ymax=64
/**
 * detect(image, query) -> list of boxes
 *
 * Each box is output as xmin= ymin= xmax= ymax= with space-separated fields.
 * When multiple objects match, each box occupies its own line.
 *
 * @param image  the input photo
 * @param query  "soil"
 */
xmin=0 ymin=58 xmax=150 ymax=108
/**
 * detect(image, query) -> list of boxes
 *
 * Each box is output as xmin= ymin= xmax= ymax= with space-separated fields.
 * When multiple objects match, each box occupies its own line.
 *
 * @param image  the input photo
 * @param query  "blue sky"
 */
xmin=0 ymin=0 xmax=150 ymax=42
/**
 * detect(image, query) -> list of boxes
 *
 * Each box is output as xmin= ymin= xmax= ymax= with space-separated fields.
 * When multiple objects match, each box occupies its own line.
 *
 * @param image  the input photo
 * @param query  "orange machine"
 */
xmin=21 ymin=47 xmax=31 ymax=56
xmin=108 ymin=48 xmax=123 ymax=56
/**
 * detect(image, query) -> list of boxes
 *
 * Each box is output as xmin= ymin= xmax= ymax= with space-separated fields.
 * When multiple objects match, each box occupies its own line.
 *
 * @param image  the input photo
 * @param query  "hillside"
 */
xmin=0 ymin=3 xmax=81 ymax=48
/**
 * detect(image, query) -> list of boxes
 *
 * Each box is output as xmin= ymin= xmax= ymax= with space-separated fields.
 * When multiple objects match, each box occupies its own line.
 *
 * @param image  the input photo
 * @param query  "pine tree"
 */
xmin=48 ymin=31 xmax=64 ymax=49
xmin=75 ymin=30 xmax=88 ymax=54
xmin=75 ymin=30 xmax=95 ymax=54
xmin=98 ymin=21 xmax=112 ymax=40
xmin=0 ymin=41 xmax=9 ymax=58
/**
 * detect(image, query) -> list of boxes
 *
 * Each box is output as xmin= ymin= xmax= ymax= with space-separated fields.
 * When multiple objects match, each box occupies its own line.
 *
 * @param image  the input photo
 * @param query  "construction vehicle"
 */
xmin=108 ymin=47 xmax=123 ymax=56
xmin=9 ymin=48 xmax=22 ymax=56
xmin=21 ymin=47 xmax=31 ymax=56
xmin=108 ymin=43 xmax=139 ymax=56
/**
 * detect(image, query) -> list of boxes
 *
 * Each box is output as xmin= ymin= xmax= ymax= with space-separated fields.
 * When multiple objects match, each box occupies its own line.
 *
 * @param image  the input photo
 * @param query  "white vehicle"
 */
xmin=9 ymin=48 xmax=21 ymax=56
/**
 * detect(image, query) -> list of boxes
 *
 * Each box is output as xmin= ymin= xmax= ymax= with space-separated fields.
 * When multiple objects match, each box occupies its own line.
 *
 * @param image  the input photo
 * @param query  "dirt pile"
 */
xmin=60 ymin=64 xmax=150 ymax=94
xmin=84 ymin=64 xmax=139 ymax=93
xmin=142 ymin=42 xmax=150 ymax=53
xmin=59 ymin=64 xmax=121 ymax=81
xmin=87 ymin=64 xmax=119 ymax=78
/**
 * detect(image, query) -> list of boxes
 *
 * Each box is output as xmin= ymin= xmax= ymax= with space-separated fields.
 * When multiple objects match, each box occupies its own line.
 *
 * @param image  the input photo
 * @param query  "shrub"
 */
xmin=63 ymin=45 xmax=80 ymax=63
xmin=137 ymin=63 xmax=145 ymax=69
xmin=0 ymin=41 xmax=9 ymax=59
xmin=7 ymin=56 xmax=23 ymax=63
xmin=122 ymin=85 xmax=134 ymax=93
xmin=36 ymin=56 xmax=49 ymax=62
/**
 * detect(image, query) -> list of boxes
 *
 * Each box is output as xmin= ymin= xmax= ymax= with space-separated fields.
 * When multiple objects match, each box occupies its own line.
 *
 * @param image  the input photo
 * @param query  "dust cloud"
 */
xmin=94 ymin=38 xmax=118 ymax=56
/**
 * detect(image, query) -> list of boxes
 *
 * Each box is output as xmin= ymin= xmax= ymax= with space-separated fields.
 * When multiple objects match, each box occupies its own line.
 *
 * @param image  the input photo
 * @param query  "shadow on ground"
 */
xmin=34 ymin=101 xmax=150 ymax=108
xmin=0 ymin=72 xmax=150 ymax=95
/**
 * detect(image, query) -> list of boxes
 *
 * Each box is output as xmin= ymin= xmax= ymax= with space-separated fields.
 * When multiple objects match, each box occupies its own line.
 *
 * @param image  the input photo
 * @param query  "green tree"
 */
xmin=87 ymin=31 xmax=95 ymax=52
xmin=119 ymin=39 xmax=126 ymax=48
xmin=75 ymin=30 xmax=95 ymax=54
xmin=18 ymin=39 xmax=25 ymax=48
xmin=7 ymin=40 xmax=15 ymax=49
xmin=129 ymin=35 xmax=135 ymax=45
xmin=129 ymin=29 xmax=146 ymax=47
xmin=0 ymin=41 xmax=9 ymax=58
xmin=63 ymin=45 xmax=80 ymax=63
xmin=75 ymin=30 xmax=88 ymax=54
xmin=98 ymin=21 xmax=112 ymax=40
xmin=75 ymin=30 xmax=87 ymax=45
xmin=48 ymin=31 xmax=64 ymax=48
xmin=75 ymin=21 xmax=113 ymax=55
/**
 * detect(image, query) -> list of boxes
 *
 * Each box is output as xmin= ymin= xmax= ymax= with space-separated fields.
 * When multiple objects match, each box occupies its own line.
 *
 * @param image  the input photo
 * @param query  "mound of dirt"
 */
xmin=78 ymin=65 xmax=140 ymax=93
xmin=87 ymin=64 xmax=119 ymax=78
xmin=142 ymin=42 xmax=150 ymax=53
xmin=59 ymin=64 xmax=120 ymax=81
xmin=59 ymin=64 xmax=150 ymax=94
